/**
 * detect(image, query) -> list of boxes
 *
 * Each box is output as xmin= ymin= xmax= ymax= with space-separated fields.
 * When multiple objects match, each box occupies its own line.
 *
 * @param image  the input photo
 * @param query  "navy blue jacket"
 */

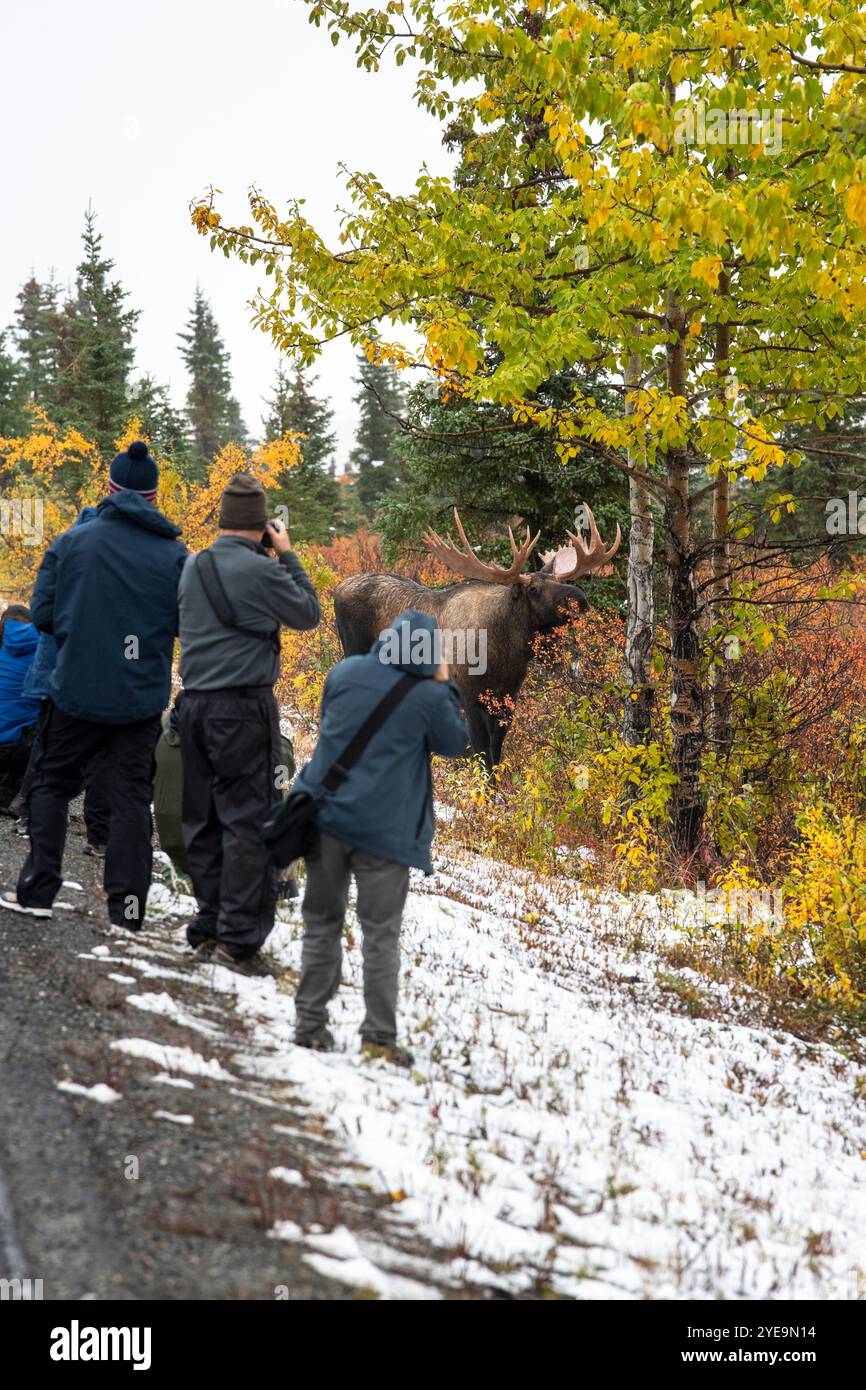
xmin=22 ymin=508 xmax=97 ymax=703
xmin=20 ymin=631 xmax=57 ymax=704
xmin=0 ymin=620 xmax=40 ymax=743
xmin=31 ymin=492 xmax=188 ymax=724
xmin=294 ymin=610 xmax=468 ymax=872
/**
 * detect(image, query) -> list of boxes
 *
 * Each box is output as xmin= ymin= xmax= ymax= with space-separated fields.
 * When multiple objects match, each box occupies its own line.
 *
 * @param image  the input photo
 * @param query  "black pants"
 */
xmin=12 ymin=708 xmax=110 ymax=845
xmin=0 ymin=729 xmax=34 ymax=812
xmin=179 ymin=687 xmax=280 ymax=959
xmin=82 ymin=749 xmax=111 ymax=846
xmin=17 ymin=703 xmax=161 ymax=922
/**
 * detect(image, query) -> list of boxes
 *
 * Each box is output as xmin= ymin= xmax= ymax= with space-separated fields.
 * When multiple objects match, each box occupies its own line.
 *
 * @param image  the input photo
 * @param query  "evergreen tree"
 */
xmin=0 ymin=330 xmax=28 ymax=436
xmin=348 ymin=355 xmax=406 ymax=517
xmin=13 ymin=275 xmax=61 ymax=408
xmin=178 ymin=288 xmax=246 ymax=475
xmin=261 ymin=363 xmax=341 ymax=543
xmin=54 ymin=208 xmax=139 ymax=456
xmin=131 ymin=374 xmax=197 ymax=478
xmin=379 ymin=371 xmax=627 ymax=604
xmin=746 ymin=401 xmax=866 ymax=553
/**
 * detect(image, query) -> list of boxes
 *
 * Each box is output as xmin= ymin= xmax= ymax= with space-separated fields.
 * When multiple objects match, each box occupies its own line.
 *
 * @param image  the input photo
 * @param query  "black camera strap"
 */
xmin=320 ymin=673 xmax=419 ymax=793
xmin=195 ymin=550 xmax=279 ymax=651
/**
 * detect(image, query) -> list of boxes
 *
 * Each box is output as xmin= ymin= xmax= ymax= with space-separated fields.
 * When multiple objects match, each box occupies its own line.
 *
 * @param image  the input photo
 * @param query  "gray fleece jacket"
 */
xmin=178 ymin=535 xmax=320 ymax=691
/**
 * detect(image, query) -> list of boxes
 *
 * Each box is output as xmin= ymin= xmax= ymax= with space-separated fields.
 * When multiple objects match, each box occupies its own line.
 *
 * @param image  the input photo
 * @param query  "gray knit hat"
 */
xmin=219 ymin=473 xmax=268 ymax=530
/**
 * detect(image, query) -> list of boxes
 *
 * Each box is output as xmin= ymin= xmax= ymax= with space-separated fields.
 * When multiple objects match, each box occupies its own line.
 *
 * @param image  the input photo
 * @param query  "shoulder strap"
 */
xmin=321 ymin=673 xmax=418 ymax=793
xmin=196 ymin=550 xmax=275 ymax=645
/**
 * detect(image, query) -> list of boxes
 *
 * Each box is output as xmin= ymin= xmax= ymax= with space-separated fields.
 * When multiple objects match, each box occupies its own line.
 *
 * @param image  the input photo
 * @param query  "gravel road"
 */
xmin=0 ymin=808 xmax=396 ymax=1301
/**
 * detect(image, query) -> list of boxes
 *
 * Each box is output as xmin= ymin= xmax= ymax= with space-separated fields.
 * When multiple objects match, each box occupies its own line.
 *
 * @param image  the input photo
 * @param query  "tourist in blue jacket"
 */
xmin=0 ymin=442 xmax=188 ymax=926
xmin=11 ymin=507 xmax=110 ymax=849
xmin=292 ymin=609 xmax=468 ymax=1065
xmin=0 ymin=605 xmax=40 ymax=811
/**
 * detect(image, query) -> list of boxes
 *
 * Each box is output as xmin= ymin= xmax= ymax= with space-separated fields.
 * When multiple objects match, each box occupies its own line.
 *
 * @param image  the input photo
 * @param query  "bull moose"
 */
xmin=333 ymin=505 xmax=621 ymax=771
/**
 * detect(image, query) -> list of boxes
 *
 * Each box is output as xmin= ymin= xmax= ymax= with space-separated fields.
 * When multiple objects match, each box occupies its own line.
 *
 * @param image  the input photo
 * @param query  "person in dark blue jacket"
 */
xmin=292 ymin=609 xmax=468 ymax=1065
xmin=10 ymin=507 xmax=111 ymax=849
xmin=0 ymin=605 xmax=40 ymax=811
xmin=0 ymin=442 xmax=188 ymax=926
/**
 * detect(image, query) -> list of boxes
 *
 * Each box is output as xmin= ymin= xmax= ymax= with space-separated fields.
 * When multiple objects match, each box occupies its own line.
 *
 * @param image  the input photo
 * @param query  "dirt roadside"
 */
xmin=0 ymin=810 xmax=426 ymax=1301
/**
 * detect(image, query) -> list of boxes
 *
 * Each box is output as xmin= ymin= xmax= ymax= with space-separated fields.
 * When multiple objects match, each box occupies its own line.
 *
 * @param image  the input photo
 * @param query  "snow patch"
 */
xmin=57 ymin=1081 xmax=121 ymax=1104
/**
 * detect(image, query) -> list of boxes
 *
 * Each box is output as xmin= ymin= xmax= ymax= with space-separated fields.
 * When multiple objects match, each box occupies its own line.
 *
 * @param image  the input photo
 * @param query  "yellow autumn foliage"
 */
xmin=0 ymin=411 xmax=302 ymax=598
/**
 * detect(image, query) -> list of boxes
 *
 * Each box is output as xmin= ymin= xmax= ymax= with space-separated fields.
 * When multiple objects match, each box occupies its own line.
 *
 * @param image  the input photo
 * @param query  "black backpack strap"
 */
xmin=196 ymin=550 xmax=276 ymax=646
xmin=321 ymin=673 xmax=418 ymax=792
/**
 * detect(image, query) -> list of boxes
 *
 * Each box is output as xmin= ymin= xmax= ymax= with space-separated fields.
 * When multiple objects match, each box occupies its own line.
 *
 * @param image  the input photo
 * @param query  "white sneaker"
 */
xmin=0 ymin=891 xmax=52 ymax=919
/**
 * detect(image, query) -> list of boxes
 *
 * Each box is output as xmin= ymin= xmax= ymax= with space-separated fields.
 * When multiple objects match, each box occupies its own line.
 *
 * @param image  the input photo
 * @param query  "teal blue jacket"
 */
xmin=295 ymin=610 xmax=468 ymax=872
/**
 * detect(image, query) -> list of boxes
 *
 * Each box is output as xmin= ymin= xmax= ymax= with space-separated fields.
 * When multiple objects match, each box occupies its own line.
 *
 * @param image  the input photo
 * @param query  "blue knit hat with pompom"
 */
xmin=109 ymin=440 xmax=158 ymax=501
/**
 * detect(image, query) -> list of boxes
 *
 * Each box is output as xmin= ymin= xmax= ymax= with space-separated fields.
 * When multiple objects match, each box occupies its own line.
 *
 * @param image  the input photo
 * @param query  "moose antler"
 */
xmin=422 ymin=508 xmax=540 ymax=585
xmin=547 ymin=504 xmax=621 ymax=581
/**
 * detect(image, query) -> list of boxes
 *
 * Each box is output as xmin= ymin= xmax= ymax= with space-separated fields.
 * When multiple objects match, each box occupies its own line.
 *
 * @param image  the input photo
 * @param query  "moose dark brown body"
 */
xmin=334 ymin=570 xmax=588 ymax=770
xmin=333 ymin=505 xmax=621 ymax=771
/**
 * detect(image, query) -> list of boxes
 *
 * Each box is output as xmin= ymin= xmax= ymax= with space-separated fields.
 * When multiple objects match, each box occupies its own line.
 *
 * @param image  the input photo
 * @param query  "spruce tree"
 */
xmin=348 ymin=355 xmax=406 ymax=517
xmin=379 ymin=373 xmax=627 ymax=594
xmin=131 ymin=374 xmax=197 ymax=478
xmin=0 ymin=331 xmax=27 ymax=436
xmin=178 ymin=288 xmax=246 ymax=475
xmin=54 ymin=209 xmax=139 ymax=456
xmin=13 ymin=275 xmax=61 ymax=409
xmin=261 ymin=363 xmax=341 ymax=543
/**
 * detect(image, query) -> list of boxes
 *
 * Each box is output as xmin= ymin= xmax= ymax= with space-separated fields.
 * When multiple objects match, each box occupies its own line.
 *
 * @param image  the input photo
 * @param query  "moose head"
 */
xmin=422 ymin=504 xmax=622 ymax=631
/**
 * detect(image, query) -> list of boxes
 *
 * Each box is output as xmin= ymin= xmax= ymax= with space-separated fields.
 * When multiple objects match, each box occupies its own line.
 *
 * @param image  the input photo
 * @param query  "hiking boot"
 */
xmin=294 ymin=1027 xmax=335 ymax=1052
xmin=83 ymin=839 xmax=107 ymax=858
xmin=191 ymin=938 xmax=218 ymax=962
xmin=213 ymin=945 xmax=280 ymax=979
xmin=360 ymin=1040 xmax=414 ymax=1069
xmin=186 ymin=916 xmax=217 ymax=949
xmin=0 ymin=890 xmax=52 ymax=920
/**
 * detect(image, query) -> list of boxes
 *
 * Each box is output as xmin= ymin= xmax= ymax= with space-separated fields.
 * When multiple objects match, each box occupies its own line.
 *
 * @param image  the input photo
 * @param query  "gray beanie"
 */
xmin=219 ymin=473 xmax=268 ymax=530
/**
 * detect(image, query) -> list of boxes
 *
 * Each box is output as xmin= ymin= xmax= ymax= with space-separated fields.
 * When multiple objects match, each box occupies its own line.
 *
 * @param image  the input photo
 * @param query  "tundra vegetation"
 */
xmin=3 ymin=1 xmax=866 ymax=1033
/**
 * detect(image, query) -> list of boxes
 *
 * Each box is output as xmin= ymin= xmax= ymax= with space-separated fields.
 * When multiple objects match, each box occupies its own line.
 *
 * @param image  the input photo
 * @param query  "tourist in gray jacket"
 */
xmin=178 ymin=473 xmax=319 ymax=975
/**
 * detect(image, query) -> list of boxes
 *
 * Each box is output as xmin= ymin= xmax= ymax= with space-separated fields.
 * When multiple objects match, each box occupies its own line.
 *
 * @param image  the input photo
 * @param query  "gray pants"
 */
xmin=295 ymin=833 xmax=410 ymax=1043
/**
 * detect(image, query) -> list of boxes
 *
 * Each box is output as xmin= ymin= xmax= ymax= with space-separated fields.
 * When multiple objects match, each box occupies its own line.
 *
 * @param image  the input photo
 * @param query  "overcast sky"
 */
xmin=1 ymin=0 xmax=450 ymax=462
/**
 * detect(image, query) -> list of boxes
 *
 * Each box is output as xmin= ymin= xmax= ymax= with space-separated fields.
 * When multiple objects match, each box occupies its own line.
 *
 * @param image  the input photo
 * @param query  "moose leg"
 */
xmin=484 ymin=707 xmax=511 ymax=770
xmin=464 ymin=702 xmax=492 ymax=769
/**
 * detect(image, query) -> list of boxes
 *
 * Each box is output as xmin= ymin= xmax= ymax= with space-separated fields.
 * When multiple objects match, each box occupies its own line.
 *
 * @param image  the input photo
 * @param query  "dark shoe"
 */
xmin=13 ymin=818 xmax=29 ymax=838
xmin=186 ymin=917 xmax=218 ymax=951
xmin=83 ymin=840 xmax=107 ymax=858
xmin=0 ymin=890 xmax=52 ymax=920
xmin=191 ymin=938 xmax=217 ymax=961
xmin=294 ymin=1027 xmax=335 ymax=1052
xmin=213 ymin=945 xmax=280 ymax=979
xmin=361 ymin=1040 xmax=414 ymax=1069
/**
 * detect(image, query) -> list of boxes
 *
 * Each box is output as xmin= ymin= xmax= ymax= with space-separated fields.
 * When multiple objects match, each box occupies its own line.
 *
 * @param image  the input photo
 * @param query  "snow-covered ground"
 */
xmin=71 ymin=849 xmax=866 ymax=1300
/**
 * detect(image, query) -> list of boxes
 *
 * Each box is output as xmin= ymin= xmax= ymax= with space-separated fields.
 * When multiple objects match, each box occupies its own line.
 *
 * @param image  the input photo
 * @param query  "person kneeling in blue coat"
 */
xmin=292 ymin=609 xmax=468 ymax=1067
